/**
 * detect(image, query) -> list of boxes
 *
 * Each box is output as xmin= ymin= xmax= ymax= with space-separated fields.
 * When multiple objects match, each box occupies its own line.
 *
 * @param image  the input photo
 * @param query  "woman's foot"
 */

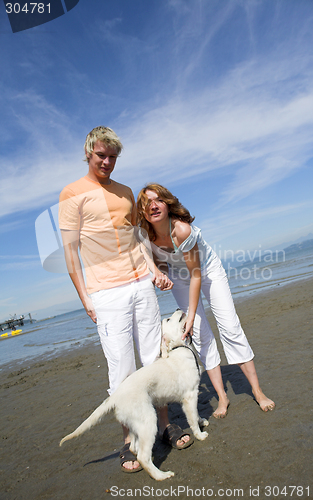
xmin=238 ymin=360 xmax=275 ymax=412
xmin=212 ymin=396 xmax=230 ymax=419
xmin=252 ymin=389 xmax=275 ymax=412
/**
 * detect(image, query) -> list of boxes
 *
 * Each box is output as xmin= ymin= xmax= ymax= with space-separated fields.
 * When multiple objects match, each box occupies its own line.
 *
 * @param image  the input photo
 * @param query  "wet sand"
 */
xmin=1 ymin=279 xmax=312 ymax=499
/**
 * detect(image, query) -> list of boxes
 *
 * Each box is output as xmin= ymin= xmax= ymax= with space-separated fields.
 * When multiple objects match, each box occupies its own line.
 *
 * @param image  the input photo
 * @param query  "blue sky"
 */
xmin=1 ymin=0 xmax=313 ymax=321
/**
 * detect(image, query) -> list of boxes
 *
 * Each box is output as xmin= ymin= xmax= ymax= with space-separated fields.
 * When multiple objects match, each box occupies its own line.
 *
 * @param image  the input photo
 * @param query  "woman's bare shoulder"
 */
xmin=172 ymin=219 xmax=191 ymax=245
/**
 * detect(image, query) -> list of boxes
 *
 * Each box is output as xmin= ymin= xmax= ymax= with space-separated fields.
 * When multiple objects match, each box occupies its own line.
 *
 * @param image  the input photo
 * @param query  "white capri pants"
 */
xmin=90 ymin=276 xmax=161 ymax=395
xmin=168 ymin=259 xmax=254 ymax=370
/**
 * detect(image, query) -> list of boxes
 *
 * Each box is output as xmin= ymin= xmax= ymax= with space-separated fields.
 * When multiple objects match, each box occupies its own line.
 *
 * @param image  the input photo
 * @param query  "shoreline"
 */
xmin=1 ymin=273 xmax=312 ymax=375
xmin=1 ymin=277 xmax=312 ymax=499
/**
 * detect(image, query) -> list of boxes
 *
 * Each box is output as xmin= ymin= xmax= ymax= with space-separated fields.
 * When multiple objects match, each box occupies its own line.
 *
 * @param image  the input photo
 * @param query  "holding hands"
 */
xmin=152 ymin=270 xmax=173 ymax=291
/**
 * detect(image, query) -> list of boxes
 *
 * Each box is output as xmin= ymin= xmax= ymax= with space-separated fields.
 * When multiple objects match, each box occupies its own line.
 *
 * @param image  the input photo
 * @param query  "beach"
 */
xmin=1 ymin=278 xmax=312 ymax=500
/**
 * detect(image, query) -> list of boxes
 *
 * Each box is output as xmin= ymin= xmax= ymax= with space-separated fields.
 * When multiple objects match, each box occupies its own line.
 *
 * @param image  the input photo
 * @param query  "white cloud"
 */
xmin=0 ymin=297 xmax=15 ymax=307
xmin=0 ymin=260 xmax=40 ymax=271
xmin=0 ymin=88 xmax=85 ymax=218
xmin=1 ymin=0 xmax=313 ymax=220
xmin=115 ymin=61 xmax=313 ymax=199
xmin=198 ymin=201 xmax=313 ymax=249
xmin=2 ymin=54 xmax=313 ymax=219
xmin=0 ymin=254 xmax=42 ymax=271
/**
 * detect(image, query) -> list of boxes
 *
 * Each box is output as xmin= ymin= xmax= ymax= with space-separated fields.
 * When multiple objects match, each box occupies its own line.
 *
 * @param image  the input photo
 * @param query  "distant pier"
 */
xmin=0 ymin=313 xmax=33 ymax=332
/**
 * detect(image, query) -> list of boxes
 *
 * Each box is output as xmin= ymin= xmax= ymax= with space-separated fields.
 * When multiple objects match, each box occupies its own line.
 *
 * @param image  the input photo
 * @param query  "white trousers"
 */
xmin=90 ymin=276 xmax=161 ymax=395
xmin=169 ymin=258 xmax=254 ymax=370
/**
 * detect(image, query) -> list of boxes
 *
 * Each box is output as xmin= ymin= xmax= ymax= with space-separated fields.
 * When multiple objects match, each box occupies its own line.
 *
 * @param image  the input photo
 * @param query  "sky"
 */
xmin=1 ymin=0 xmax=313 ymax=321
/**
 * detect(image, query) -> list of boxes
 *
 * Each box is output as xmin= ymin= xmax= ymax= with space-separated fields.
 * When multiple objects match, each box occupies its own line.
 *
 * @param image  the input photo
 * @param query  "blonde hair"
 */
xmin=137 ymin=183 xmax=195 ymax=241
xmin=84 ymin=126 xmax=123 ymax=161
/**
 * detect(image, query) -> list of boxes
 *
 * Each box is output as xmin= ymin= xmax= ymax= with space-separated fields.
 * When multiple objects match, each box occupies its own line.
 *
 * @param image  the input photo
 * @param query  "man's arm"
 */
xmin=61 ymin=229 xmax=97 ymax=323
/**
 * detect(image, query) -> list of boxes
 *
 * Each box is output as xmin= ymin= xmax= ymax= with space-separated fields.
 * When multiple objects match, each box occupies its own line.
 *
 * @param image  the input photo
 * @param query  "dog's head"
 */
xmin=161 ymin=309 xmax=187 ymax=358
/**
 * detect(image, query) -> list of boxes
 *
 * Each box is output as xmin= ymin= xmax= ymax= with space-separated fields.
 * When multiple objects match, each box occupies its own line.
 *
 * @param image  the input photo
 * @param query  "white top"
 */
xmin=150 ymin=224 xmax=216 ymax=277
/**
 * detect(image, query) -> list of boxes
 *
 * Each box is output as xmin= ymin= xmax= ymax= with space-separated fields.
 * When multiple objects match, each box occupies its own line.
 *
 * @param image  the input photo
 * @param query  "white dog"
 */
xmin=60 ymin=309 xmax=209 ymax=481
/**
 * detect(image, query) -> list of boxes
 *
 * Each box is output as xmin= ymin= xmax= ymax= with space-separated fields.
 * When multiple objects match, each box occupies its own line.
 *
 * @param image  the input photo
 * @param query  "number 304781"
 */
xmin=5 ymin=3 xmax=51 ymax=14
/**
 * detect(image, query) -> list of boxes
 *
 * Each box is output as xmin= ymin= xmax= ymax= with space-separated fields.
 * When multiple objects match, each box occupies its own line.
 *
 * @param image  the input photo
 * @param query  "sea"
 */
xmin=1 ymin=246 xmax=312 ymax=371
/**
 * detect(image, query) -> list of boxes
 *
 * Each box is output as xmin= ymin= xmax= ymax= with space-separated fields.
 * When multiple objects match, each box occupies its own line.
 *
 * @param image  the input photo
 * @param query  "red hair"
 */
xmin=137 ymin=183 xmax=195 ymax=241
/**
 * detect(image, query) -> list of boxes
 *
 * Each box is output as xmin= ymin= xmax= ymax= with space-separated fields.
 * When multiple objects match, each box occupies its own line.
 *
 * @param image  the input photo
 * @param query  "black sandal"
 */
xmin=120 ymin=443 xmax=143 ymax=473
xmin=162 ymin=424 xmax=194 ymax=450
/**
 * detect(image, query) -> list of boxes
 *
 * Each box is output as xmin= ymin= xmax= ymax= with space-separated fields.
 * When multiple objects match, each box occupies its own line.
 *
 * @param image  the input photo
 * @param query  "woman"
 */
xmin=137 ymin=183 xmax=275 ymax=417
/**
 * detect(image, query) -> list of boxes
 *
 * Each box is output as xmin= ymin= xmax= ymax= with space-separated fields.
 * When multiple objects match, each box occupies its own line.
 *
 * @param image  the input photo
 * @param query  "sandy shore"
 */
xmin=1 ymin=279 xmax=312 ymax=499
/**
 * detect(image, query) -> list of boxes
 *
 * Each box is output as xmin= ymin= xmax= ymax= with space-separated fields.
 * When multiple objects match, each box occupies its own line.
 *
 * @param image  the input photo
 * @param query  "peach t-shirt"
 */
xmin=59 ymin=176 xmax=149 ymax=293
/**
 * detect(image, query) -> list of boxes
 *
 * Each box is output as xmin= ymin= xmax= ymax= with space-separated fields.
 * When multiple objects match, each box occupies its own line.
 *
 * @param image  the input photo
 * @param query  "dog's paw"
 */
xmin=156 ymin=470 xmax=175 ymax=481
xmin=197 ymin=430 xmax=209 ymax=441
xmin=199 ymin=418 xmax=209 ymax=428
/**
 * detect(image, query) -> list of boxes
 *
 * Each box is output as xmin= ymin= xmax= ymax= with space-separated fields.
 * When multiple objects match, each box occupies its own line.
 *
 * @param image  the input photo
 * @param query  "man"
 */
xmin=59 ymin=127 xmax=190 ymax=473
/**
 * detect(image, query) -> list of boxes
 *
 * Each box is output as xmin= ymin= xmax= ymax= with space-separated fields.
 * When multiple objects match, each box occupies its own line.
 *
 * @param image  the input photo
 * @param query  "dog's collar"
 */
xmin=171 ymin=345 xmax=201 ymax=376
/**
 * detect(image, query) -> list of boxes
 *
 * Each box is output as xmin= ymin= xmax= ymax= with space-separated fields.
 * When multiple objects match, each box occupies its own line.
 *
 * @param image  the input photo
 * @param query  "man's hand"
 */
xmin=153 ymin=271 xmax=173 ymax=291
xmin=84 ymin=296 xmax=97 ymax=323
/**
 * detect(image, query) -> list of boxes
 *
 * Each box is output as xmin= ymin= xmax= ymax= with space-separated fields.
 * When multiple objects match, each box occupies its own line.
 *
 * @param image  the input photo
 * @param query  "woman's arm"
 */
xmin=183 ymin=244 xmax=201 ymax=338
xmin=140 ymin=242 xmax=173 ymax=291
xmin=173 ymin=220 xmax=201 ymax=339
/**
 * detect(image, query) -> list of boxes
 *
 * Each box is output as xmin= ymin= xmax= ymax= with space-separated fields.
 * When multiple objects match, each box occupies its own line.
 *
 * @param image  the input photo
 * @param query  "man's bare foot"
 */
xmin=177 ymin=434 xmax=190 ymax=446
xmin=120 ymin=443 xmax=142 ymax=473
xmin=122 ymin=459 xmax=141 ymax=471
xmin=253 ymin=389 xmax=275 ymax=412
xmin=160 ymin=424 xmax=193 ymax=449
xmin=213 ymin=396 xmax=230 ymax=419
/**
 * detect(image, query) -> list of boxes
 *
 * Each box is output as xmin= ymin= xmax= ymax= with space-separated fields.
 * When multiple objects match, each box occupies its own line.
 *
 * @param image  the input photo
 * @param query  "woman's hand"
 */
xmin=182 ymin=315 xmax=194 ymax=340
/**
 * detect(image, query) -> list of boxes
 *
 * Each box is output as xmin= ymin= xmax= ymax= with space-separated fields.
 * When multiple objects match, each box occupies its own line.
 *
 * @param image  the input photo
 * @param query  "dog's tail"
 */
xmin=59 ymin=396 xmax=115 ymax=447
